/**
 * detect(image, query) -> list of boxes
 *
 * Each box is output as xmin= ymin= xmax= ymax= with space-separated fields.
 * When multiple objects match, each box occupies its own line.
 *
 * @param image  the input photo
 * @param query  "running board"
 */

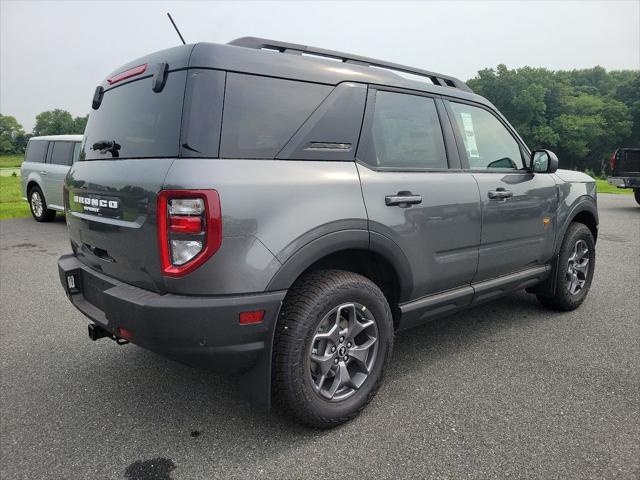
xmin=398 ymin=265 xmax=550 ymax=330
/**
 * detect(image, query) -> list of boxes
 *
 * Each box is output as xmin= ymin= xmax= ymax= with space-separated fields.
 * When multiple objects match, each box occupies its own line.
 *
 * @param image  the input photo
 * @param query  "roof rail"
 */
xmin=228 ymin=37 xmax=473 ymax=93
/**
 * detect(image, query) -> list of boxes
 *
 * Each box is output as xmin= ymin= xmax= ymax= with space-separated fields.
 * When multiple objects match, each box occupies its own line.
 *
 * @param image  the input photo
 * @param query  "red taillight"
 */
xmin=610 ymin=151 xmax=617 ymax=172
xmin=107 ymin=63 xmax=148 ymax=85
xmin=239 ymin=310 xmax=265 ymax=325
xmin=170 ymin=216 xmax=202 ymax=234
xmin=157 ymin=190 xmax=222 ymax=277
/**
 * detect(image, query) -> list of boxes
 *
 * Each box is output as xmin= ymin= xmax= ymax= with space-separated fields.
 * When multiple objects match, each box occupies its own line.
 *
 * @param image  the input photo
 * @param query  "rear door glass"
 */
xmin=49 ymin=142 xmax=75 ymax=166
xmin=25 ymin=140 xmax=48 ymax=163
xmin=367 ymin=91 xmax=447 ymax=169
xmin=220 ymin=74 xmax=331 ymax=159
xmin=81 ymin=71 xmax=187 ymax=160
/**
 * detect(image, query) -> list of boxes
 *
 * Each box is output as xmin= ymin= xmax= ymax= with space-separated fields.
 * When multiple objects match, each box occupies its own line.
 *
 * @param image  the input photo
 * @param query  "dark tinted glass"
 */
xmin=49 ymin=142 xmax=75 ymax=166
xmin=449 ymin=102 xmax=524 ymax=170
xmin=368 ymin=91 xmax=447 ymax=169
xmin=220 ymin=74 xmax=331 ymax=159
xmin=25 ymin=140 xmax=48 ymax=163
xmin=82 ymin=71 xmax=187 ymax=160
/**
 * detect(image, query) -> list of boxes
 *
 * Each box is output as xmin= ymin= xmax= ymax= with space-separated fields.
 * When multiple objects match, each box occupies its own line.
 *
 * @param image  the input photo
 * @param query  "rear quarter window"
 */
xmin=25 ymin=140 xmax=48 ymax=163
xmin=49 ymin=142 xmax=75 ymax=166
xmin=220 ymin=74 xmax=332 ymax=159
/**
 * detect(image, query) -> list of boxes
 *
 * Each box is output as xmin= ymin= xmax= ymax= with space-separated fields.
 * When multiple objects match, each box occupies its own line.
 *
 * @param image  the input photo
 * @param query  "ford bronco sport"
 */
xmin=58 ymin=38 xmax=598 ymax=427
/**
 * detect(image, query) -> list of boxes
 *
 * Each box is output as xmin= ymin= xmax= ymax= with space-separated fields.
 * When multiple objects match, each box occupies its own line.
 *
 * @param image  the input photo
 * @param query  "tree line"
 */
xmin=0 ymin=110 xmax=88 ymax=155
xmin=467 ymin=66 xmax=638 ymax=172
xmin=1 ymin=65 xmax=638 ymax=172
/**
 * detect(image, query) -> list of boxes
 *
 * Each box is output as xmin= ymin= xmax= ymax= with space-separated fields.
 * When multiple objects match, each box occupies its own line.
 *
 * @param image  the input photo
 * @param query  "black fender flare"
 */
xmin=555 ymin=196 xmax=598 ymax=254
xmin=266 ymin=229 xmax=413 ymax=301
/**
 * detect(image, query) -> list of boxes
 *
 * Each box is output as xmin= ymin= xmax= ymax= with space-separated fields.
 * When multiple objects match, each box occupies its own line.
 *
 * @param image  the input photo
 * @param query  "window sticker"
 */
xmin=460 ymin=112 xmax=479 ymax=158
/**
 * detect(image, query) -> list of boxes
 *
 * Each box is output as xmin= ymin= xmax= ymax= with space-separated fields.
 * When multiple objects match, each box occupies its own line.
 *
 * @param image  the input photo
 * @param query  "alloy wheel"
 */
xmin=308 ymin=302 xmax=379 ymax=401
xmin=565 ymin=239 xmax=589 ymax=295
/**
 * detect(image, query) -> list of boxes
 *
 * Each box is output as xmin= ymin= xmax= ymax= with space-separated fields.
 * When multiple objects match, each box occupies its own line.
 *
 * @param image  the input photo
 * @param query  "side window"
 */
xmin=449 ymin=102 xmax=524 ymax=170
xmin=220 ymin=74 xmax=332 ymax=159
xmin=72 ymin=143 xmax=81 ymax=164
xmin=25 ymin=140 xmax=48 ymax=163
xmin=364 ymin=91 xmax=447 ymax=169
xmin=49 ymin=142 xmax=75 ymax=166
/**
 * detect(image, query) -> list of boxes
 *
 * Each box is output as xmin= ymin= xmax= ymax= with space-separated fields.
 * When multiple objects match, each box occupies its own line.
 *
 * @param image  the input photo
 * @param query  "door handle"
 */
xmin=40 ymin=171 xmax=48 ymax=175
xmin=488 ymin=188 xmax=513 ymax=200
xmin=385 ymin=192 xmax=422 ymax=207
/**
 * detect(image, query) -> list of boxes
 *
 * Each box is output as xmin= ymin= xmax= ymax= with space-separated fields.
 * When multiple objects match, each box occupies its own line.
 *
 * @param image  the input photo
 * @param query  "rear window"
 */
xmin=25 ymin=140 xmax=48 ymax=163
xmin=49 ymin=142 xmax=75 ymax=166
xmin=81 ymin=71 xmax=187 ymax=160
xmin=220 ymin=74 xmax=331 ymax=159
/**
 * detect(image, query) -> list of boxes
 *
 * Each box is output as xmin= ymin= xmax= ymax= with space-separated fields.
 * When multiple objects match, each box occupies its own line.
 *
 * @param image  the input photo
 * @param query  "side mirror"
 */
xmin=531 ymin=149 xmax=559 ymax=173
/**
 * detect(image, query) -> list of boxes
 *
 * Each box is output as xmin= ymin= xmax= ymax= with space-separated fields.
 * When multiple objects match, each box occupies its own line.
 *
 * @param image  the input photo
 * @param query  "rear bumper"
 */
xmin=608 ymin=176 xmax=640 ymax=189
xmin=58 ymin=254 xmax=286 ymax=373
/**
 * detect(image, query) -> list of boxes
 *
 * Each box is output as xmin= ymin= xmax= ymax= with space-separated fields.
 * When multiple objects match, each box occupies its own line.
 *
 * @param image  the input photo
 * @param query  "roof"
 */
xmin=29 ymin=135 xmax=83 ymax=142
xmin=100 ymin=38 xmax=490 ymax=107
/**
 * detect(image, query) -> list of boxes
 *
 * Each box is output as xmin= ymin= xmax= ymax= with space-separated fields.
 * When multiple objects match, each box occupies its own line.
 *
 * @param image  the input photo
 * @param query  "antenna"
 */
xmin=167 ymin=13 xmax=186 ymax=45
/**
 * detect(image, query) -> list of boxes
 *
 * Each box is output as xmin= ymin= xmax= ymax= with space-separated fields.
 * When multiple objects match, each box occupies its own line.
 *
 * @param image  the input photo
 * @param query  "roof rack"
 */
xmin=228 ymin=37 xmax=473 ymax=93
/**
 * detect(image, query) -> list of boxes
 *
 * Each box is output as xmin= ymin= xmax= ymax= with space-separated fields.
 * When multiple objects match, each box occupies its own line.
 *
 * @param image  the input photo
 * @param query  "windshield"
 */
xmin=81 ymin=71 xmax=187 ymax=160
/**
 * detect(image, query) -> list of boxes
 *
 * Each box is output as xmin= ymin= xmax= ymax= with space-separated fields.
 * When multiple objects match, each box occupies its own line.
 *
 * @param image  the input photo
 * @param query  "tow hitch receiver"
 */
xmin=87 ymin=324 xmax=129 ymax=345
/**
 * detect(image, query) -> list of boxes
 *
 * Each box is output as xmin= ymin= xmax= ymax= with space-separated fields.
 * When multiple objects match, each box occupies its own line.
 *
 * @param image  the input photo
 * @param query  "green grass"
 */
xmin=596 ymin=178 xmax=633 ymax=195
xmin=0 ymin=175 xmax=30 ymax=219
xmin=0 ymin=154 xmax=24 ymax=168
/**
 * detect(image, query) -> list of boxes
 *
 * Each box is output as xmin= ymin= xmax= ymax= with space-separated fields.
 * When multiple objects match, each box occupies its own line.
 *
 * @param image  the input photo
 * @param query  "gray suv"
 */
xmin=57 ymin=38 xmax=598 ymax=427
xmin=21 ymin=135 xmax=82 ymax=221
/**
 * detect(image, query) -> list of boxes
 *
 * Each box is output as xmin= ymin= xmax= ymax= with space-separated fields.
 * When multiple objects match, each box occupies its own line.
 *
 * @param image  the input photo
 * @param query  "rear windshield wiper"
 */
xmin=92 ymin=140 xmax=121 ymax=158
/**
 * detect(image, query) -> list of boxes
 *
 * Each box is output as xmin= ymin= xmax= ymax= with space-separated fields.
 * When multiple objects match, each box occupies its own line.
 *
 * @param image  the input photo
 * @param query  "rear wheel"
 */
xmin=273 ymin=270 xmax=393 ymax=428
xmin=28 ymin=186 xmax=56 ymax=222
xmin=634 ymin=189 xmax=640 ymax=206
xmin=537 ymin=222 xmax=595 ymax=311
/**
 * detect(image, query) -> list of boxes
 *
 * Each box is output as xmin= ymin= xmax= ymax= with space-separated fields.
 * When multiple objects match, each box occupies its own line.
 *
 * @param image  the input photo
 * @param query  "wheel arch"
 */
xmin=266 ymin=230 xmax=413 ymax=329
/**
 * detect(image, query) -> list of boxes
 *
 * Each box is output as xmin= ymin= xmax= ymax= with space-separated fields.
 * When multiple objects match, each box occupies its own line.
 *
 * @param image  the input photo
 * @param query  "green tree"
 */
xmin=73 ymin=114 xmax=89 ymax=134
xmin=0 ymin=114 xmax=26 ymax=154
xmin=33 ymin=109 xmax=87 ymax=136
xmin=467 ymin=65 xmax=638 ymax=172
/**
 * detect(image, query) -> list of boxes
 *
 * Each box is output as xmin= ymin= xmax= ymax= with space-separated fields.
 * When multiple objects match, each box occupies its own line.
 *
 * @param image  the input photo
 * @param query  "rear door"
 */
xmin=21 ymin=139 xmax=48 ymax=196
xmin=445 ymin=100 xmax=557 ymax=281
xmin=66 ymin=69 xmax=189 ymax=292
xmin=357 ymin=88 xmax=481 ymax=302
xmin=44 ymin=141 xmax=75 ymax=209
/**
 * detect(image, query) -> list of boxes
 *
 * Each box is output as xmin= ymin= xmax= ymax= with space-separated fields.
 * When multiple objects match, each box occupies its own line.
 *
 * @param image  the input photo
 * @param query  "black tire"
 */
xmin=28 ymin=185 xmax=56 ymax=222
xmin=634 ymin=189 xmax=640 ymax=206
xmin=537 ymin=222 xmax=595 ymax=311
xmin=273 ymin=269 xmax=393 ymax=428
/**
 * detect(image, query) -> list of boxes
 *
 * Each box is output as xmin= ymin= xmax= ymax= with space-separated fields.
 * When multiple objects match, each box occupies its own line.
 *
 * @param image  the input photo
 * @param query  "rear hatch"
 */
xmin=66 ymin=47 xmax=193 ymax=293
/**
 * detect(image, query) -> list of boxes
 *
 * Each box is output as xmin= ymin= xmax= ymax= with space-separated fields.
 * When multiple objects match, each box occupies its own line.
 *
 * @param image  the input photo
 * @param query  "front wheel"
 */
xmin=28 ymin=186 xmax=56 ymax=222
xmin=273 ymin=270 xmax=393 ymax=428
xmin=634 ymin=189 xmax=640 ymax=206
xmin=537 ymin=222 xmax=595 ymax=311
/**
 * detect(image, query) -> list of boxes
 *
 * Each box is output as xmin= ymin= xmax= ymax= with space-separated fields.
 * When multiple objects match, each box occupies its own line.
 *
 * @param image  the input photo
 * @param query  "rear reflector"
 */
xmin=107 ymin=64 xmax=148 ymax=85
xmin=116 ymin=327 xmax=133 ymax=340
xmin=239 ymin=310 xmax=265 ymax=325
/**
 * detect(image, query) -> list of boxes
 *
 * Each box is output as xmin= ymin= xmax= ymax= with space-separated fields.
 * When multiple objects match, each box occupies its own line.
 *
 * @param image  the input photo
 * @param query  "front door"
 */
xmin=445 ymin=100 xmax=557 ymax=281
xmin=356 ymin=89 xmax=481 ymax=301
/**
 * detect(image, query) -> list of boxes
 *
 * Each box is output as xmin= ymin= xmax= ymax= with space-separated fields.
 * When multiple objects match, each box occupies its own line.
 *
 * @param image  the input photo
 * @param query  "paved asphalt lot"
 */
xmin=1 ymin=193 xmax=638 ymax=480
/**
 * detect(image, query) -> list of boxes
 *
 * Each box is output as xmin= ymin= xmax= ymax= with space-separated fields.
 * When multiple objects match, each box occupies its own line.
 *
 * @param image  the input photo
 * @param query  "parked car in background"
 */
xmin=57 ymin=38 xmax=598 ymax=428
xmin=607 ymin=148 xmax=640 ymax=205
xmin=21 ymin=135 xmax=83 ymax=221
